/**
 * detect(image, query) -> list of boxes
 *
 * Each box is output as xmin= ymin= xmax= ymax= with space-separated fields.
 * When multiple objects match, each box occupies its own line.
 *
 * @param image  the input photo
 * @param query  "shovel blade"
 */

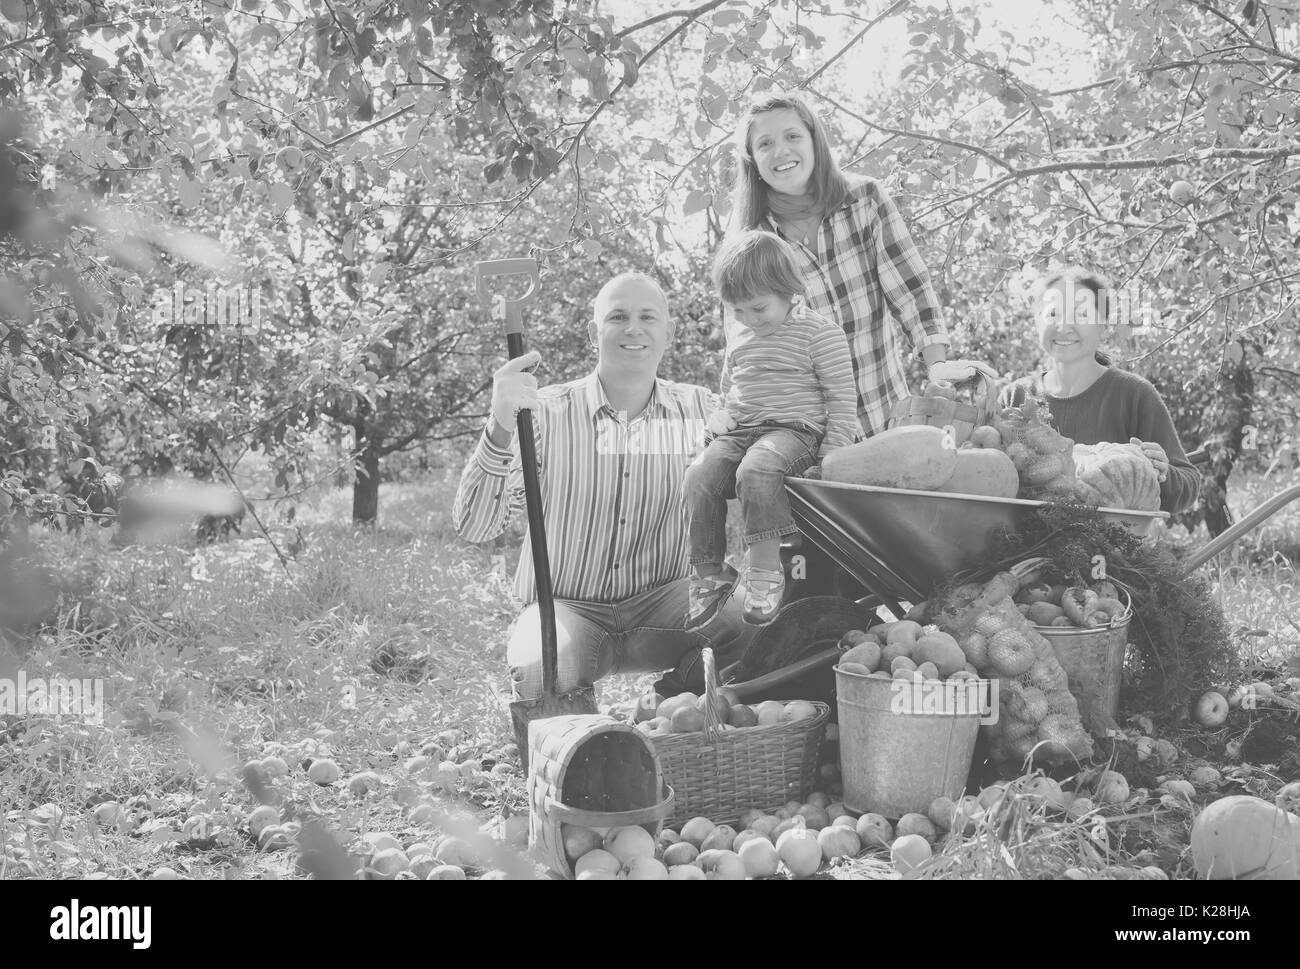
xmin=510 ymin=688 xmax=598 ymax=770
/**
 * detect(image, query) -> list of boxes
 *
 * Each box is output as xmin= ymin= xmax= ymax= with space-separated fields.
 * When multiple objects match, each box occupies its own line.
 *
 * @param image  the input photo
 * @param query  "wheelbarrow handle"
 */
xmin=474 ymin=257 xmax=559 ymax=697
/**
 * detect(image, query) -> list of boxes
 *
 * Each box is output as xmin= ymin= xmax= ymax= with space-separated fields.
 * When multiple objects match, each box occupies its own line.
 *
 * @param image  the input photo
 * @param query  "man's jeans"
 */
xmin=506 ymin=576 xmax=752 ymax=701
xmin=684 ymin=423 xmax=821 ymax=566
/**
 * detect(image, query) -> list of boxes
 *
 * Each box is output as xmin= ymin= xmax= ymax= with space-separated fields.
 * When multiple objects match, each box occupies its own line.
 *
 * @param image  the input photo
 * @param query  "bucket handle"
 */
xmin=543 ymin=785 xmax=675 ymax=828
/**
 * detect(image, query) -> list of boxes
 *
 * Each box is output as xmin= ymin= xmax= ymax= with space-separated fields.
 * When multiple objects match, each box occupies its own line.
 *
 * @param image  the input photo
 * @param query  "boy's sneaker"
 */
xmin=685 ymin=567 xmax=737 ymax=630
xmin=741 ymin=567 xmax=785 ymax=625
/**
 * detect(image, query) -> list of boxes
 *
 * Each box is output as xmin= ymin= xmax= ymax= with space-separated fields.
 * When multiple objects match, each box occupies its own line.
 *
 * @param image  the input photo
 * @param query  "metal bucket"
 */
xmin=834 ymin=666 xmax=983 ymax=819
xmin=1035 ymin=615 xmax=1130 ymax=735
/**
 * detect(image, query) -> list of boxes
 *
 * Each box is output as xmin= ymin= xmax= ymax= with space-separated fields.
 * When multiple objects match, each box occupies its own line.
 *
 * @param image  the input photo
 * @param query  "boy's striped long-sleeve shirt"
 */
xmin=452 ymin=372 xmax=716 ymax=605
xmin=722 ymin=301 xmax=862 ymax=450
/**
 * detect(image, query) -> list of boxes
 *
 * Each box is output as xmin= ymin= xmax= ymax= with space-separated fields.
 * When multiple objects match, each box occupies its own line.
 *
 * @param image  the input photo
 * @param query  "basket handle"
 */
xmin=543 ymin=785 xmax=675 ymax=828
xmin=700 ymin=647 xmax=728 ymax=743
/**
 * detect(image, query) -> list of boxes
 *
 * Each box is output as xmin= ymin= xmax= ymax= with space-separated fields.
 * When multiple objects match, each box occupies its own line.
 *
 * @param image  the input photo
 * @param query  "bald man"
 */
xmin=454 ymin=272 xmax=753 ymax=703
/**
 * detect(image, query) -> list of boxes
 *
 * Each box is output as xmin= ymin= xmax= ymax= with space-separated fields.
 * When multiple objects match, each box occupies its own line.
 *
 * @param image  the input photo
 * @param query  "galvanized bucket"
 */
xmin=1034 ymin=609 xmax=1131 ymax=736
xmin=834 ymin=666 xmax=983 ymax=819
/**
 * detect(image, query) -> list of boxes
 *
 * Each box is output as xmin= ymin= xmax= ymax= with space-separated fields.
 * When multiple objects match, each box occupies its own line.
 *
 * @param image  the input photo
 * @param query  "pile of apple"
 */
xmin=560 ymin=789 xmax=984 ymax=880
xmin=1194 ymin=676 xmax=1300 ymax=728
xmin=631 ymin=688 xmax=820 ymax=738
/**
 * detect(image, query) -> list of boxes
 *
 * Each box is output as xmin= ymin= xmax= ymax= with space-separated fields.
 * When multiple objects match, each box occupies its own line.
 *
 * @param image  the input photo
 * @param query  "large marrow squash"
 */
xmin=936 ymin=448 xmax=1020 ymax=499
xmin=822 ymin=425 xmax=957 ymax=491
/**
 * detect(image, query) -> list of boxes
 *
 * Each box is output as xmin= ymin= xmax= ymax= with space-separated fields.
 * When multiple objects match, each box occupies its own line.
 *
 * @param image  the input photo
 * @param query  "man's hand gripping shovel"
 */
xmin=475 ymin=259 xmax=598 ymax=771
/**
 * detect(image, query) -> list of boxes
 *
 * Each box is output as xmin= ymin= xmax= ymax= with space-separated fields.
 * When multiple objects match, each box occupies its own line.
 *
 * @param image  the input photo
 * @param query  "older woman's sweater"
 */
xmin=1000 ymin=367 xmax=1200 ymax=515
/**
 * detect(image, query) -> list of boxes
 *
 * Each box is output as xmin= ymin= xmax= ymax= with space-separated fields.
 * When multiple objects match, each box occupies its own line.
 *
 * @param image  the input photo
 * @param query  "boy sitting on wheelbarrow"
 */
xmin=684 ymin=230 xmax=862 ymax=628
xmin=453 ymin=272 xmax=753 ymax=704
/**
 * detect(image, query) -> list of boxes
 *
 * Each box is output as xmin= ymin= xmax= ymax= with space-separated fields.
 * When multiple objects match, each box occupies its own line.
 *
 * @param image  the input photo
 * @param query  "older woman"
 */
xmin=728 ymin=90 xmax=959 ymax=438
xmin=1000 ymin=268 xmax=1200 ymax=515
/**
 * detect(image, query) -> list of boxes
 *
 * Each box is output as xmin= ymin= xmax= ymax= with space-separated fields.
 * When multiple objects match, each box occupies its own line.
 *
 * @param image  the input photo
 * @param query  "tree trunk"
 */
xmin=351 ymin=422 xmax=381 ymax=524
xmin=1200 ymin=339 xmax=1254 ymax=538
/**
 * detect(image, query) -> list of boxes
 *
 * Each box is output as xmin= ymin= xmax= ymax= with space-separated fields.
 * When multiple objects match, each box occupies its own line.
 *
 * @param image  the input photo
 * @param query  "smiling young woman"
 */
xmin=999 ymin=267 xmax=1200 ymax=514
xmin=727 ymin=90 xmax=952 ymax=438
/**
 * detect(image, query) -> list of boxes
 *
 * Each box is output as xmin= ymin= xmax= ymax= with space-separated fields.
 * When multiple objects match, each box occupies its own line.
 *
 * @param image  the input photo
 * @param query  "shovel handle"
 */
xmin=475 ymin=259 xmax=540 ymax=336
xmin=474 ymin=257 xmax=558 ymax=697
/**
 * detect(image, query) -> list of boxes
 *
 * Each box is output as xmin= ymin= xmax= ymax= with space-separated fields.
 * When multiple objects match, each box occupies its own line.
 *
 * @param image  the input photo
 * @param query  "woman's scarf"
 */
xmin=765 ymin=187 xmax=825 ymax=222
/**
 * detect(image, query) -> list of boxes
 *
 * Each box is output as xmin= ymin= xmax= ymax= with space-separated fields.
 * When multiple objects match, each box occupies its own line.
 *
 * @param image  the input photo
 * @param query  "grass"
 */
xmin=0 ymin=466 xmax=1297 ymax=880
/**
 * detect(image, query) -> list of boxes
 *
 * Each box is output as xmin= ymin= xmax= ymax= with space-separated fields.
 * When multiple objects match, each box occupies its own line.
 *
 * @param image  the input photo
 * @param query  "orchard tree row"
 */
xmin=0 ymin=0 xmax=1296 ymax=538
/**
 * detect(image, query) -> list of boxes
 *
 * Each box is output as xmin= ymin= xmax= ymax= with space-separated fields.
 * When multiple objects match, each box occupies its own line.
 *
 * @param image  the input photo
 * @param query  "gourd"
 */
xmin=936 ymin=448 xmax=1020 ymax=499
xmin=1190 ymin=795 xmax=1300 ymax=880
xmin=822 ymin=425 xmax=957 ymax=491
xmin=1072 ymin=442 xmax=1160 ymax=511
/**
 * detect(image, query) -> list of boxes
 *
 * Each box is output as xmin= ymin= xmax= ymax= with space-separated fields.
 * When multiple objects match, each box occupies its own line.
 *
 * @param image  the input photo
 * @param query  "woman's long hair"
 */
xmin=1037 ymin=266 xmax=1117 ymax=367
xmin=728 ymin=90 xmax=851 ymax=232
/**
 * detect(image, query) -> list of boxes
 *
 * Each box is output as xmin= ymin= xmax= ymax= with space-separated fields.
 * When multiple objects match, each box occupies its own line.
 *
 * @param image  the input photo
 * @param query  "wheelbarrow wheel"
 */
xmin=722 ymin=596 xmax=879 ymax=711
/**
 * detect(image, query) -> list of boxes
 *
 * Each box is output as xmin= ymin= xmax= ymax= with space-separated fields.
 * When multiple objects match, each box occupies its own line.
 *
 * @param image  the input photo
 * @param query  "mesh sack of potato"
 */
xmin=994 ymin=397 xmax=1076 ymax=500
xmin=931 ymin=568 xmax=1094 ymax=766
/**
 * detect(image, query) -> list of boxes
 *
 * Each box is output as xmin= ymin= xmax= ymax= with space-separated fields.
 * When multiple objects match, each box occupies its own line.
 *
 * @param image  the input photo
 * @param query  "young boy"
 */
xmin=684 ymin=230 xmax=861 ymax=627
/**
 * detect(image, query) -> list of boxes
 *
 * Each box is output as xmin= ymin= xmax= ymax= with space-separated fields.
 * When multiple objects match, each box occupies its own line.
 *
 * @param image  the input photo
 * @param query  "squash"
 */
xmin=822 ymin=425 xmax=957 ymax=491
xmin=1072 ymin=442 xmax=1160 ymax=511
xmin=935 ymin=447 xmax=1020 ymax=499
xmin=1190 ymin=795 xmax=1300 ymax=880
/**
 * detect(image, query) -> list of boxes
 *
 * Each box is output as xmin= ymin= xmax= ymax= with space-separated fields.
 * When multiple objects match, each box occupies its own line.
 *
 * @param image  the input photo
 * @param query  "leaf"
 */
xmin=269 ymin=182 xmax=293 ymax=214
xmin=580 ymin=238 xmax=602 ymax=258
xmin=369 ymin=262 xmax=391 ymax=286
xmin=249 ymin=23 xmax=279 ymax=45
xmin=621 ymin=51 xmax=639 ymax=87
xmin=511 ymin=153 xmax=532 ymax=183
xmin=177 ymin=178 xmax=201 ymax=209
xmin=683 ymin=190 xmax=711 ymax=215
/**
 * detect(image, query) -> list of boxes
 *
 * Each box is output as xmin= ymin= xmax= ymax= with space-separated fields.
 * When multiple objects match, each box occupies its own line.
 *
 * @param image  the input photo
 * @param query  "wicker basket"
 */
xmin=886 ymin=369 xmax=996 ymax=445
xmin=1032 ymin=591 xmax=1133 ymax=735
xmin=652 ymin=649 xmax=829 ymax=829
xmin=526 ymin=714 xmax=675 ymax=878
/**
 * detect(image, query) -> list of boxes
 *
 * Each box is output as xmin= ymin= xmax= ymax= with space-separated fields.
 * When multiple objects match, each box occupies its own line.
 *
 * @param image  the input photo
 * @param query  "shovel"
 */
xmin=475 ymin=258 xmax=597 ymax=768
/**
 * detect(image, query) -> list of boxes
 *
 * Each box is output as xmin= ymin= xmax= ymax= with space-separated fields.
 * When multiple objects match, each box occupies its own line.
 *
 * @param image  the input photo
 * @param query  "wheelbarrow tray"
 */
xmin=785 ymin=477 xmax=1168 ymax=602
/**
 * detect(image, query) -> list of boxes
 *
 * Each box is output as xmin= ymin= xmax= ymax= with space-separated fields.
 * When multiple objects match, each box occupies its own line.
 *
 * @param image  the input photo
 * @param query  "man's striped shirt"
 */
xmin=765 ymin=177 xmax=950 ymax=437
xmin=723 ymin=299 xmax=862 ymax=450
xmin=453 ymin=372 xmax=716 ymax=605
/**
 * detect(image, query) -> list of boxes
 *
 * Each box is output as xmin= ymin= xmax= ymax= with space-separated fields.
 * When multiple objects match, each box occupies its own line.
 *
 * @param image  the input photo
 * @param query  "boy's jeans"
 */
xmin=684 ymin=423 xmax=821 ymax=566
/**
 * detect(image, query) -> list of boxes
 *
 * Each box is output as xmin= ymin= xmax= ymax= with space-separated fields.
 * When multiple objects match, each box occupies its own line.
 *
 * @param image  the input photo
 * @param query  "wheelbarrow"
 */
xmin=719 ymin=475 xmax=1300 ymax=710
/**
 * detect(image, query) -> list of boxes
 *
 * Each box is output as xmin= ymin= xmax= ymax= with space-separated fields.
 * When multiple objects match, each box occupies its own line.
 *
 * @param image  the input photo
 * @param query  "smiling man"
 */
xmin=453 ymin=272 xmax=753 ymax=703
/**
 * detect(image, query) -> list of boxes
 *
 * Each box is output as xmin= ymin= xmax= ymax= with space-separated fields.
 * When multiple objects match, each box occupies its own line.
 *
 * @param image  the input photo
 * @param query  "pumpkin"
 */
xmin=935 ymin=447 xmax=1020 ymax=499
xmin=822 ymin=425 xmax=957 ymax=491
xmin=1190 ymin=795 xmax=1300 ymax=880
xmin=1072 ymin=442 xmax=1160 ymax=511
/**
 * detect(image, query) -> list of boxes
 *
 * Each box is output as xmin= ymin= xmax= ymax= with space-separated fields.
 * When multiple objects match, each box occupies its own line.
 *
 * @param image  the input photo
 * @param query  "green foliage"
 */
xmin=2 ymin=0 xmax=1298 ymax=532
